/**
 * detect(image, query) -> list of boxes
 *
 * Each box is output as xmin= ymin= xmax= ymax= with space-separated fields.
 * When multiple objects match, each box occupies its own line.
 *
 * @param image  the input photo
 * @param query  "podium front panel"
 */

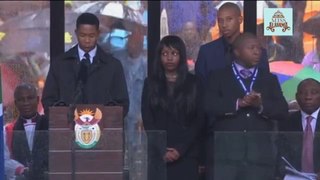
xmin=48 ymin=105 xmax=124 ymax=180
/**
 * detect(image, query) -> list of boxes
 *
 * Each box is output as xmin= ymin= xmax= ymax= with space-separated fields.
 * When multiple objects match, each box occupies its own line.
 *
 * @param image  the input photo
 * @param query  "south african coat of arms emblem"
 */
xmin=74 ymin=108 xmax=102 ymax=149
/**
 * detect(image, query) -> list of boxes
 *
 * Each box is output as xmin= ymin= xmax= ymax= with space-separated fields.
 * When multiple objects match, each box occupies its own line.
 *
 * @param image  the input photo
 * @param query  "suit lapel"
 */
xmin=88 ymin=54 xmax=101 ymax=76
xmin=64 ymin=45 xmax=81 ymax=80
xmin=314 ymin=113 xmax=320 ymax=172
xmin=32 ymin=115 xmax=42 ymax=153
xmin=291 ymin=112 xmax=303 ymax=170
xmin=219 ymin=38 xmax=227 ymax=67
xmin=293 ymin=111 xmax=303 ymax=131
xmin=252 ymin=67 xmax=266 ymax=95
xmin=228 ymin=67 xmax=246 ymax=98
xmin=13 ymin=118 xmax=31 ymax=163
xmin=314 ymin=113 xmax=320 ymax=132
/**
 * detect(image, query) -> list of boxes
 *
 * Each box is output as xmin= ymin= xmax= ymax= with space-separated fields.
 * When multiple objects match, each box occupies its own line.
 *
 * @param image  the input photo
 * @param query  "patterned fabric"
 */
xmin=83 ymin=53 xmax=91 ymax=66
xmin=301 ymin=115 xmax=314 ymax=173
xmin=239 ymin=69 xmax=253 ymax=79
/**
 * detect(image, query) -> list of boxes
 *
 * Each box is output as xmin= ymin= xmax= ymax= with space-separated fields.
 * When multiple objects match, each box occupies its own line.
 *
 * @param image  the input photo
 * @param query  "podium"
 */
xmin=48 ymin=104 xmax=123 ymax=180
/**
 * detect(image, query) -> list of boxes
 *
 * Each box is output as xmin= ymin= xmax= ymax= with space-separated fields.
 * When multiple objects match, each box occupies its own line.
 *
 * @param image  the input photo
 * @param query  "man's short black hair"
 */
xmin=76 ymin=12 xmax=100 ymax=29
xmin=232 ymin=32 xmax=258 ymax=50
xmin=297 ymin=78 xmax=320 ymax=92
xmin=14 ymin=82 xmax=38 ymax=100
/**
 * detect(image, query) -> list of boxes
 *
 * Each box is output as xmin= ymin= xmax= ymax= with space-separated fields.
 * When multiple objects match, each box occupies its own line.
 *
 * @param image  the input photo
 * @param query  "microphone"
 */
xmin=72 ymin=58 xmax=89 ymax=104
xmin=52 ymin=100 xmax=67 ymax=106
xmin=67 ymin=58 xmax=88 ymax=126
xmin=78 ymin=59 xmax=89 ymax=84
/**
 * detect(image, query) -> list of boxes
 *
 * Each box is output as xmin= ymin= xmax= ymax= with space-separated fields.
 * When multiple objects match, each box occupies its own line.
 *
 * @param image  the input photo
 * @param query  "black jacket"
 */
xmin=141 ymin=73 xmax=205 ymax=158
xmin=205 ymin=66 xmax=288 ymax=165
xmin=12 ymin=114 xmax=48 ymax=180
xmin=42 ymin=45 xmax=129 ymax=116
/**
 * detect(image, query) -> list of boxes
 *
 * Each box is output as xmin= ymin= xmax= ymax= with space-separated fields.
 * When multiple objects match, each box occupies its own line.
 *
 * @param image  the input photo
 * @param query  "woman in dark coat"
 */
xmin=141 ymin=35 xmax=204 ymax=180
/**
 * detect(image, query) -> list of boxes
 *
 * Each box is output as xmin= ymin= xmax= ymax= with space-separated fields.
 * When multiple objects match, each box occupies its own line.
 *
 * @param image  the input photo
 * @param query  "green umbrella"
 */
xmin=281 ymin=67 xmax=320 ymax=101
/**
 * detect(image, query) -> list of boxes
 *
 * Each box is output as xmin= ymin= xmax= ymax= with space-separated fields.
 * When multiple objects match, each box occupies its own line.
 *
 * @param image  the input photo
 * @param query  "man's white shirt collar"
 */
xmin=78 ymin=45 xmax=97 ymax=64
xmin=301 ymin=107 xmax=320 ymax=134
xmin=234 ymin=62 xmax=255 ymax=73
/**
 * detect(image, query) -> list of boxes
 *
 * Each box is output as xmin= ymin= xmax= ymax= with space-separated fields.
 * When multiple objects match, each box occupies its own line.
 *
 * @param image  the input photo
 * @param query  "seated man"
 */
xmin=278 ymin=78 xmax=320 ymax=177
xmin=4 ymin=83 xmax=48 ymax=180
xmin=205 ymin=32 xmax=288 ymax=180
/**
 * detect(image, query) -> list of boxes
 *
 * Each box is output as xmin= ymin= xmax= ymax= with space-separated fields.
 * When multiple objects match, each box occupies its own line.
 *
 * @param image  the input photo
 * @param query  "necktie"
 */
xmin=301 ymin=115 xmax=314 ymax=173
xmin=225 ymin=45 xmax=233 ymax=65
xmin=83 ymin=53 xmax=91 ymax=67
xmin=79 ymin=53 xmax=91 ymax=83
xmin=240 ymin=69 xmax=252 ymax=79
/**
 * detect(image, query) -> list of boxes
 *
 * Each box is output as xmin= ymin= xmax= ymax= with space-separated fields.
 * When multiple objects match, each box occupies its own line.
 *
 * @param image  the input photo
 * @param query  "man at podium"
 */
xmin=42 ymin=12 xmax=129 ymax=116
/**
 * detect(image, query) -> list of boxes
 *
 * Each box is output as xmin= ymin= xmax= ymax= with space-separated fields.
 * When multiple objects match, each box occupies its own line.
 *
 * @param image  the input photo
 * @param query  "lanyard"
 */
xmin=231 ymin=63 xmax=258 ymax=95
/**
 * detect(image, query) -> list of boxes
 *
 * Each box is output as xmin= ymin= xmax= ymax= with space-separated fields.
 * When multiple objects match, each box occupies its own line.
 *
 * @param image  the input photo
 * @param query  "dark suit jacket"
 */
xmin=12 ymin=114 xmax=48 ymax=180
xmin=205 ymin=66 xmax=288 ymax=165
xmin=195 ymin=36 xmax=270 ymax=83
xmin=42 ymin=45 xmax=129 ymax=116
xmin=278 ymin=111 xmax=320 ymax=175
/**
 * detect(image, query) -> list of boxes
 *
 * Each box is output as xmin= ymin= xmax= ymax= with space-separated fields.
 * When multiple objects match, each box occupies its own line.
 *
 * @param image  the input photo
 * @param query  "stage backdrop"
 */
xmin=161 ymin=0 xmax=320 ymax=109
xmin=0 ymin=1 xmax=50 ymax=123
xmin=160 ymin=1 xmax=243 ymax=73
xmin=257 ymin=0 xmax=320 ymax=108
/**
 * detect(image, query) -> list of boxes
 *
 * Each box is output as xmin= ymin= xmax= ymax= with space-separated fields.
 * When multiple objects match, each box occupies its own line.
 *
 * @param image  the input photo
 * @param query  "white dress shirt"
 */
xmin=23 ymin=120 xmax=36 ymax=151
xmin=301 ymin=108 xmax=320 ymax=134
xmin=78 ymin=45 xmax=97 ymax=64
xmin=234 ymin=62 xmax=255 ymax=77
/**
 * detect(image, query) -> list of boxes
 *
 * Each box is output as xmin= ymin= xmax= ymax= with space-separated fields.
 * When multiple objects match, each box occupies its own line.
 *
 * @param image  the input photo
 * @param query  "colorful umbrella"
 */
xmin=270 ymin=61 xmax=320 ymax=101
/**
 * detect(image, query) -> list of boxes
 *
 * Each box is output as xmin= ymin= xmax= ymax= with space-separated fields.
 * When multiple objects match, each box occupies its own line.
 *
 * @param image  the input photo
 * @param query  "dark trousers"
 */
xmin=167 ymin=157 xmax=199 ymax=180
xmin=213 ymin=161 xmax=275 ymax=180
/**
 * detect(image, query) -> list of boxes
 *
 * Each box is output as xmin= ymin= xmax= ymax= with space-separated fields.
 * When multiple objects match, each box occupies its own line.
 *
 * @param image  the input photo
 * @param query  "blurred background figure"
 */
xmin=0 ymin=1 xmax=50 ymax=124
xmin=161 ymin=1 xmax=217 ymax=42
xmin=178 ymin=21 xmax=202 ymax=73
xmin=302 ymin=12 xmax=320 ymax=72
xmin=112 ymin=26 xmax=147 ymax=180
xmin=161 ymin=1 xmax=218 ymax=73
xmin=302 ymin=35 xmax=320 ymax=72
xmin=112 ymin=27 xmax=147 ymax=132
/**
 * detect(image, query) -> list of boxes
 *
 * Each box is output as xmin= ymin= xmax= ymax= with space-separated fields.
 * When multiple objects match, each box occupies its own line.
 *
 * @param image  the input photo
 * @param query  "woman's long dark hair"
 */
xmin=148 ymin=35 xmax=197 ymax=121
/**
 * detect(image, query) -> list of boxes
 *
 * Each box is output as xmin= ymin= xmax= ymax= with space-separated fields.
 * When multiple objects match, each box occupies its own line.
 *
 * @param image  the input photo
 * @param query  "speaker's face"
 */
xmin=75 ymin=24 xmax=100 ymax=53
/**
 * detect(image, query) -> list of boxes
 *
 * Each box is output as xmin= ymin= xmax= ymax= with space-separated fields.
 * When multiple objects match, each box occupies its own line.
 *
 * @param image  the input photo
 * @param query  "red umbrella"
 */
xmin=1 ymin=64 xmax=20 ymax=114
xmin=270 ymin=61 xmax=320 ymax=101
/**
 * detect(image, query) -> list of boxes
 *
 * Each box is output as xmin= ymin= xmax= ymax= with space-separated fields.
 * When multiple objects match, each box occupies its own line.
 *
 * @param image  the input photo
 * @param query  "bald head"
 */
xmin=218 ymin=2 xmax=241 ymax=16
xmin=217 ymin=2 xmax=242 ymax=42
